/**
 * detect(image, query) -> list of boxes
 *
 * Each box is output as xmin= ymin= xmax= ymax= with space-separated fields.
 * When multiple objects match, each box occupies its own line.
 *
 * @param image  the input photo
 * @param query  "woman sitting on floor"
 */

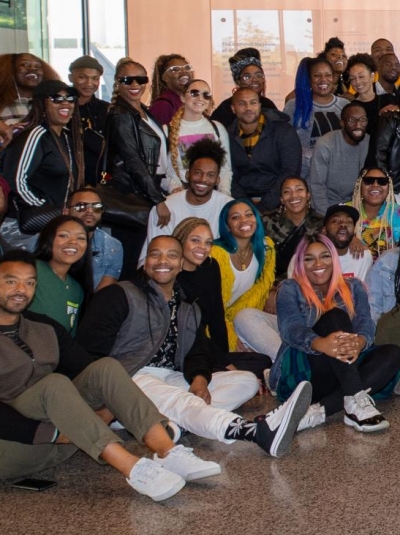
xmin=210 ymin=199 xmax=275 ymax=352
xmin=269 ymin=232 xmax=400 ymax=433
xmin=30 ymin=215 xmax=93 ymax=336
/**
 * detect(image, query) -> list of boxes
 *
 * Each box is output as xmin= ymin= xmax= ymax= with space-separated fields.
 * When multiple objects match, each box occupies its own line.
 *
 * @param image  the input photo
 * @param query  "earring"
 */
xmin=279 ymin=203 xmax=286 ymax=214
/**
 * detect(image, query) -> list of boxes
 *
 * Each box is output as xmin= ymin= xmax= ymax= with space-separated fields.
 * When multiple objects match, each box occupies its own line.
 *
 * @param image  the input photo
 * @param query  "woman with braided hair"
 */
xmin=163 ymin=79 xmax=232 ymax=195
xmin=149 ymin=54 xmax=193 ymax=125
xmin=350 ymin=166 xmax=400 ymax=261
xmin=211 ymin=47 xmax=277 ymax=128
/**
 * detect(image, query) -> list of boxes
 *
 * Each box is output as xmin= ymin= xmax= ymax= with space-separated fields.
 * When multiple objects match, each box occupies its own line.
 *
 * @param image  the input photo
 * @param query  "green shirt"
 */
xmin=29 ymin=260 xmax=83 ymax=336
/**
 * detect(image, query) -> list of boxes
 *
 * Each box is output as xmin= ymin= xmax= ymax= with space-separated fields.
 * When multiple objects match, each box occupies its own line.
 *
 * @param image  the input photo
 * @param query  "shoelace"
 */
xmin=169 ymin=445 xmax=194 ymax=458
xmin=133 ymin=460 xmax=164 ymax=482
xmin=356 ymin=388 xmax=375 ymax=409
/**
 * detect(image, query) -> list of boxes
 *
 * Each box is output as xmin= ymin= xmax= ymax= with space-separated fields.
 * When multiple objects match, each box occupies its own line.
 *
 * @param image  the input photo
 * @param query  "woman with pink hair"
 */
xmin=270 ymin=232 xmax=400 ymax=434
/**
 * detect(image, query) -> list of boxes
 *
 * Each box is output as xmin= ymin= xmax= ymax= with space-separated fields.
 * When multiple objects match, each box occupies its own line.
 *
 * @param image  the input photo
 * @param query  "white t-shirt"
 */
xmin=228 ymin=254 xmax=259 ymax=306
xmin=287 ymin=248 xmax=373 ymax=282
xmin=162 ymin=116 xmax=232 ymax=195
xmin=138 ymin=189 xmax=233 ymax=266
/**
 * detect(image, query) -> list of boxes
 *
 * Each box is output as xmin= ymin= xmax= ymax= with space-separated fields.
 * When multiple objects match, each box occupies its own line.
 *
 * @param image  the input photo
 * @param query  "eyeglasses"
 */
xmin=362 ymin=176 xmax=390 ymax=186
xmin=240 ymin=72 xmax=265 ymax=83
xmin=48 ymin=95 xmax=77 ymax=104
xmin=69 ymin=202 xmax=105 ymax=213
xmin=164 ymin=64 xmax=193 ymax=75
xmin=345 ymin=116 xmax=368 ymax=125
xmin=118 ymin=75 xmax=149 ymax=86
xmin=186 ymin=89 xmax=212 ymax=101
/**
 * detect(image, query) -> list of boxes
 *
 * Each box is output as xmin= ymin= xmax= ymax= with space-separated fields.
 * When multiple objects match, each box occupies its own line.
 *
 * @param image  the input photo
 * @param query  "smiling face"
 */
xmin=378 ymin=54 xmax=400 ymax=84
xmin=303 ymin=242 xmax=333 ymax=294
xmin=162 ymin=58 xmax=193 ymax=94
xmin=325 ymin=47 xmax=348 ymax=74
xmin=144 ymin=236 xmax=183 ymax=290
xmin=186 ymin=157 xmax=220 ymax=204
xmin=280 ymin=178 xmax=310 ymax=219
xmin=227 ymin=202 xmax=257 ymax=240
xmin=67 ymin=190 xmax=103 ymax=231
xmin=324 ymin=211 xmax=355 ymax=252
xmin=49 ymin=221 xmax=88 ymax=274
xmin=0 ymin=261 xmax=37 ymax=319
xmin=14 ymin=54 xmax=43 ymax=92
xmin=348 ymin=64 xmax=374 ymax=96
xmin=238 ymin=65 xmax=265 ymax=94
xmin=45 ymin=90 xmax=75 ymax=133
xmin=69 ymin=67 xmax=101 ymax=101
xmin=309 ymin=62 xmax=334 ymax=99
xmin=341 ymin=105 xmax=368 ymax=145
xmin=182 ymin=80 xmax=211 ymax=116
xmin=182 ymin=225 xmax=213 ymax=271
xmin=371 ymin=39 xmax=394 ymax=64
xmin=361 ymin=169 xmax=390 ymax=208
xmin=117 ymin=63 xmax=147 ymax=108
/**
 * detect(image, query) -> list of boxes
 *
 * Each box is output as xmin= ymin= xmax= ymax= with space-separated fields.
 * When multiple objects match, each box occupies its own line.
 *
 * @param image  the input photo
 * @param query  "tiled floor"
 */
xmin=1 ymin=393 xmax=399 ymax=535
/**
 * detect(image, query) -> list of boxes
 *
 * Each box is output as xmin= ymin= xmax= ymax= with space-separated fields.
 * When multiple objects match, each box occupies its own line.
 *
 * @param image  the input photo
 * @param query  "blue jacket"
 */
xmin=365 ymin=247 xmax=399 ymax=323
xmin=228 ymin=109 xmax=301 ymax=212
xmin=270 ymin=277 xmax=375 ymax=389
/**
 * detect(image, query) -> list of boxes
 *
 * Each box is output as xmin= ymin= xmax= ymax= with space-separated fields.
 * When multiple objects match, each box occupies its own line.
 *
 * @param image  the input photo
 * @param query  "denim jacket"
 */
xmin=270 ymin=277 xmax=375 ymax=389
xmin=365 ymin=247 xmax=399 ymax=324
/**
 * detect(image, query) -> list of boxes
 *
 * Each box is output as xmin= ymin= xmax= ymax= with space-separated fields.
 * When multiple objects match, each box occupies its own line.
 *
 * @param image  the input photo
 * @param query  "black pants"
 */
xmin=307 ymin=308 xmax=400 ymax=416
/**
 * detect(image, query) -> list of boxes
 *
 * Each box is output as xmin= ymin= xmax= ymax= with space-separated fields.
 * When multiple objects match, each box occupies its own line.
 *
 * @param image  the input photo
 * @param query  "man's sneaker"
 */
xmin=154 ymin=445 xmax=221 ymax=481
xmin=263 ymin=368 xmax=277 ymax=397
xmin=127 ymin=458 xmax=185 ymax=501
xmin=344 ymin=389 xmax=389 ymax=432
xmin=297 ymin=403 xmax=326 ymax=432
xmin=254 ymin=381 xmax=312 ymax=458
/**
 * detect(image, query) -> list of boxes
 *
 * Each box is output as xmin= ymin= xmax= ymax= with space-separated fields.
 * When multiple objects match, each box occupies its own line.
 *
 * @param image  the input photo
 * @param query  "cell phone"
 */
xmin=11 ymin=478 xmax=57 ymax=491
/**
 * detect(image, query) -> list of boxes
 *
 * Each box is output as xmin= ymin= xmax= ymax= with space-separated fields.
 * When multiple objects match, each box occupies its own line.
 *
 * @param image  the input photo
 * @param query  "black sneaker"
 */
xmin=254 ymin=381 xmax=312 ymax=458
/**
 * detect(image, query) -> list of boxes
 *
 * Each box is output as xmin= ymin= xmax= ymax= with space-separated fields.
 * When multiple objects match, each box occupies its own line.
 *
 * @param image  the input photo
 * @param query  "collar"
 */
xmin=238 ymin=112 xmax=266 ymax=138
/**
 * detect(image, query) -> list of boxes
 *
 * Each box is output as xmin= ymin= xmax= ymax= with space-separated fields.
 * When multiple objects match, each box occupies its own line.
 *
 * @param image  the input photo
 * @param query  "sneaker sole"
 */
xmin=185 ymin=465 xmax=222 ymax=482
xmin=143 ymin=478 xmax=186 ymax=502
xmin=270 ymin=381 xmax=312 ymax=458
xmin=344 ymin=415 xmax=390 ymax=433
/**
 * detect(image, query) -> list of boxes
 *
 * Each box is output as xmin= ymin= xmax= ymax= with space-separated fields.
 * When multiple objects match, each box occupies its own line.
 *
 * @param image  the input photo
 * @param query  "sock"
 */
xmin=224 ymin=417 xmax=257 ymax=442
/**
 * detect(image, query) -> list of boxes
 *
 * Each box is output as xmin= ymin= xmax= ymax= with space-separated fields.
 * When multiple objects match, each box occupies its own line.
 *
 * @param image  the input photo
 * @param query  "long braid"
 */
xmin=168 ymin=106 xmax=185 ymax=180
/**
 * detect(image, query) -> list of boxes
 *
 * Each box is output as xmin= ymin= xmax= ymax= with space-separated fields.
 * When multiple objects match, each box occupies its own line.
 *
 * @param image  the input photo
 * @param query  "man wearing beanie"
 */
xmin=211 ymin=47 xmax=277 ymax=128
xmin=69 ymin=55 xmax=109 ymax=185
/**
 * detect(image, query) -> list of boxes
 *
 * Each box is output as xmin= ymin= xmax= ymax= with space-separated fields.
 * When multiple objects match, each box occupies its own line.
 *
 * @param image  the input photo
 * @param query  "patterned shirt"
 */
xmin=357 ymin=202 xmax=400 ymax=261
xmin=0 ymin=98 xmax=30 ymax=125
xmin=148 ymin=291 xmax=178 ymax=369
xmin=238 ymin=113 xmax=266 ymax=157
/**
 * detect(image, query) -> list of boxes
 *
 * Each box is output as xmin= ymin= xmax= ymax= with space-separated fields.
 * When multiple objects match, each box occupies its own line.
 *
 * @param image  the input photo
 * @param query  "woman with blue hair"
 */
xmin=210 ymin=198 xmax=275 ymax=351
xmin=283 ymin=57 xmax=348 ymax=179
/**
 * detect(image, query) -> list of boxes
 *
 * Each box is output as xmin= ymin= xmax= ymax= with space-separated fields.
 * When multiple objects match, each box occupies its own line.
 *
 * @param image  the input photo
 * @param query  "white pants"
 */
xmin=133 ymin=367 xmax=259 ymax=443
xmin=234 ymin=308 xmax=282 ymax=362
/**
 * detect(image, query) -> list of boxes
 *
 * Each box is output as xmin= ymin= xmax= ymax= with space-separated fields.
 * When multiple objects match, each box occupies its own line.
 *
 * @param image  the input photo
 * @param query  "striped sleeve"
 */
xmin=15 ymin=126 xmax=47 ymax=206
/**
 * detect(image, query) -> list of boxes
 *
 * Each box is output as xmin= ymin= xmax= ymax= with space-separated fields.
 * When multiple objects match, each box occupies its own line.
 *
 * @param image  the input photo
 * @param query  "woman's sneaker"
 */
xmin=297 ymin=403 xmax=326 ymax=432
xmin=154 ymin=445 xmax=221 ymax=481
xmin=254 ymin=381 xmax=312 ymax=458
xmin=344 ymin=389 xmax=389 ymax=433
xmin=127 ymin=458 xmax=185 ymax=501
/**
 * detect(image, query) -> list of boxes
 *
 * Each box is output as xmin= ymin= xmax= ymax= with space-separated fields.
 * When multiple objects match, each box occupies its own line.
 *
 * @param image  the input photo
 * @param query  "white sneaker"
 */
xmin=127 ymin=458 xmax=185 ymax=501
xmin=344 ymin=389 xmax=389 ymax=433
xmin=263 ymin=369 xmax=277 ymax=397
xmin=154 ymin=445 xmax=221 ymax=481
xmin=297 ymin=403 xmax=326 ymax=432
xmin=254 ymin=381 xmax=312 ymax=458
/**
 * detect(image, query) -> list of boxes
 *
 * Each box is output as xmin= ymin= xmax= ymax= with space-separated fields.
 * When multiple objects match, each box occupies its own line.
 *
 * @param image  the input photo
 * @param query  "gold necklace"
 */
xmin=235 ymin=246 xmax=252 ymax=271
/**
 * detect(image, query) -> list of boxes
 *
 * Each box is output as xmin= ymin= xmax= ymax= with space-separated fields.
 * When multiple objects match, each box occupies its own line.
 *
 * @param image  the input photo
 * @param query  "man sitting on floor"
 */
xmin=77 ymin=235 xmax=311 ymax=458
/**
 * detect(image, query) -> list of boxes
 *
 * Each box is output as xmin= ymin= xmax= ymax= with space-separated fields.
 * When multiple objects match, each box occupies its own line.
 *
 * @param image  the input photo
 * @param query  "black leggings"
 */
xmin=307 ymin=308 xmax=400 ymax=416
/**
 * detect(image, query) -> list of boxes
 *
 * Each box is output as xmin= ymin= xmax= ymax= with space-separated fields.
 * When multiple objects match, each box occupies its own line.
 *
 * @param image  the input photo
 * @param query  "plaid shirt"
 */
xmin=238 ymin=113 xmax=266 ymax=157
xmin=0 ymin=98 xmax=30 ymax=125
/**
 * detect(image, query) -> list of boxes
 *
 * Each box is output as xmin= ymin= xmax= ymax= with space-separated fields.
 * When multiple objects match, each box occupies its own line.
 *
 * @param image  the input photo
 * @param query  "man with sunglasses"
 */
xmin=69 ymin=56 xmax=109 ymax=186
xmin=64 ymin=188 xmax=123 ymax=291
xmin=310 ymin=102 xmax=370 ymax=215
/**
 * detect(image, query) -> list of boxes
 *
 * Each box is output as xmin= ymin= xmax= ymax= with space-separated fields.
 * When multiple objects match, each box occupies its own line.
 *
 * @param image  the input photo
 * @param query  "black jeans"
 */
xmin=307 ymin=308 xmax=400 ymax=416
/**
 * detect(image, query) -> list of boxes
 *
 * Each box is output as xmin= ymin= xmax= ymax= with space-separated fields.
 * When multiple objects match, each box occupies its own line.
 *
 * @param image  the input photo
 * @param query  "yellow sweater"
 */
xmin=211 ymin=237 xmax=276 ymax=351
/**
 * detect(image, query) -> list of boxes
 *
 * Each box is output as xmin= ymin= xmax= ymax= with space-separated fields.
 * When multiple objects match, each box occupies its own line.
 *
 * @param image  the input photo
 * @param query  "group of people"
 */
xmin=2 ymin=37 xmax=400 ymax=502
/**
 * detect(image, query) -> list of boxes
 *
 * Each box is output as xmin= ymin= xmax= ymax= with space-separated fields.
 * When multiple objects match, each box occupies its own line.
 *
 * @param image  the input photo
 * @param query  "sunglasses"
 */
xmin=164 ymin=64 xmax=192 ymax=75
xmin=118 ymin=75 xmax=149 ymax=86
xmin=48 ymin=95 xmax=77 ymax=104
xmin=69 ymin=202 xmax=105 ymax=213
xmin=362 ymin=176 xmax=390 ymax=186
xmin=186 ymin=89 xmax=212 ymax=101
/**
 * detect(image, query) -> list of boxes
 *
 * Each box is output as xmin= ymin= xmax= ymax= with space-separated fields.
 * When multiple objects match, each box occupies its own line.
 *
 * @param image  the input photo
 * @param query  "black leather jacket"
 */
xmin=367 ymin=111 xmax=400 ymax=193
xmin=106 ymin=96 xmax=165 ymax=204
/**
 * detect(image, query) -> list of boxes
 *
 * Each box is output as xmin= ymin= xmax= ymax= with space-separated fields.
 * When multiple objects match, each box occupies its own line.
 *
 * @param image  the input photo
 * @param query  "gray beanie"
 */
xmin=69 ymin=55 xmax=104 ymax=74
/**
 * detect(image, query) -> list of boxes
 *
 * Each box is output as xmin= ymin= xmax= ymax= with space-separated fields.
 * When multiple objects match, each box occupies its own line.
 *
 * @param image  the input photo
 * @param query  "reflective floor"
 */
xmin=1 ymin=393 xmax=399 ymax=535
